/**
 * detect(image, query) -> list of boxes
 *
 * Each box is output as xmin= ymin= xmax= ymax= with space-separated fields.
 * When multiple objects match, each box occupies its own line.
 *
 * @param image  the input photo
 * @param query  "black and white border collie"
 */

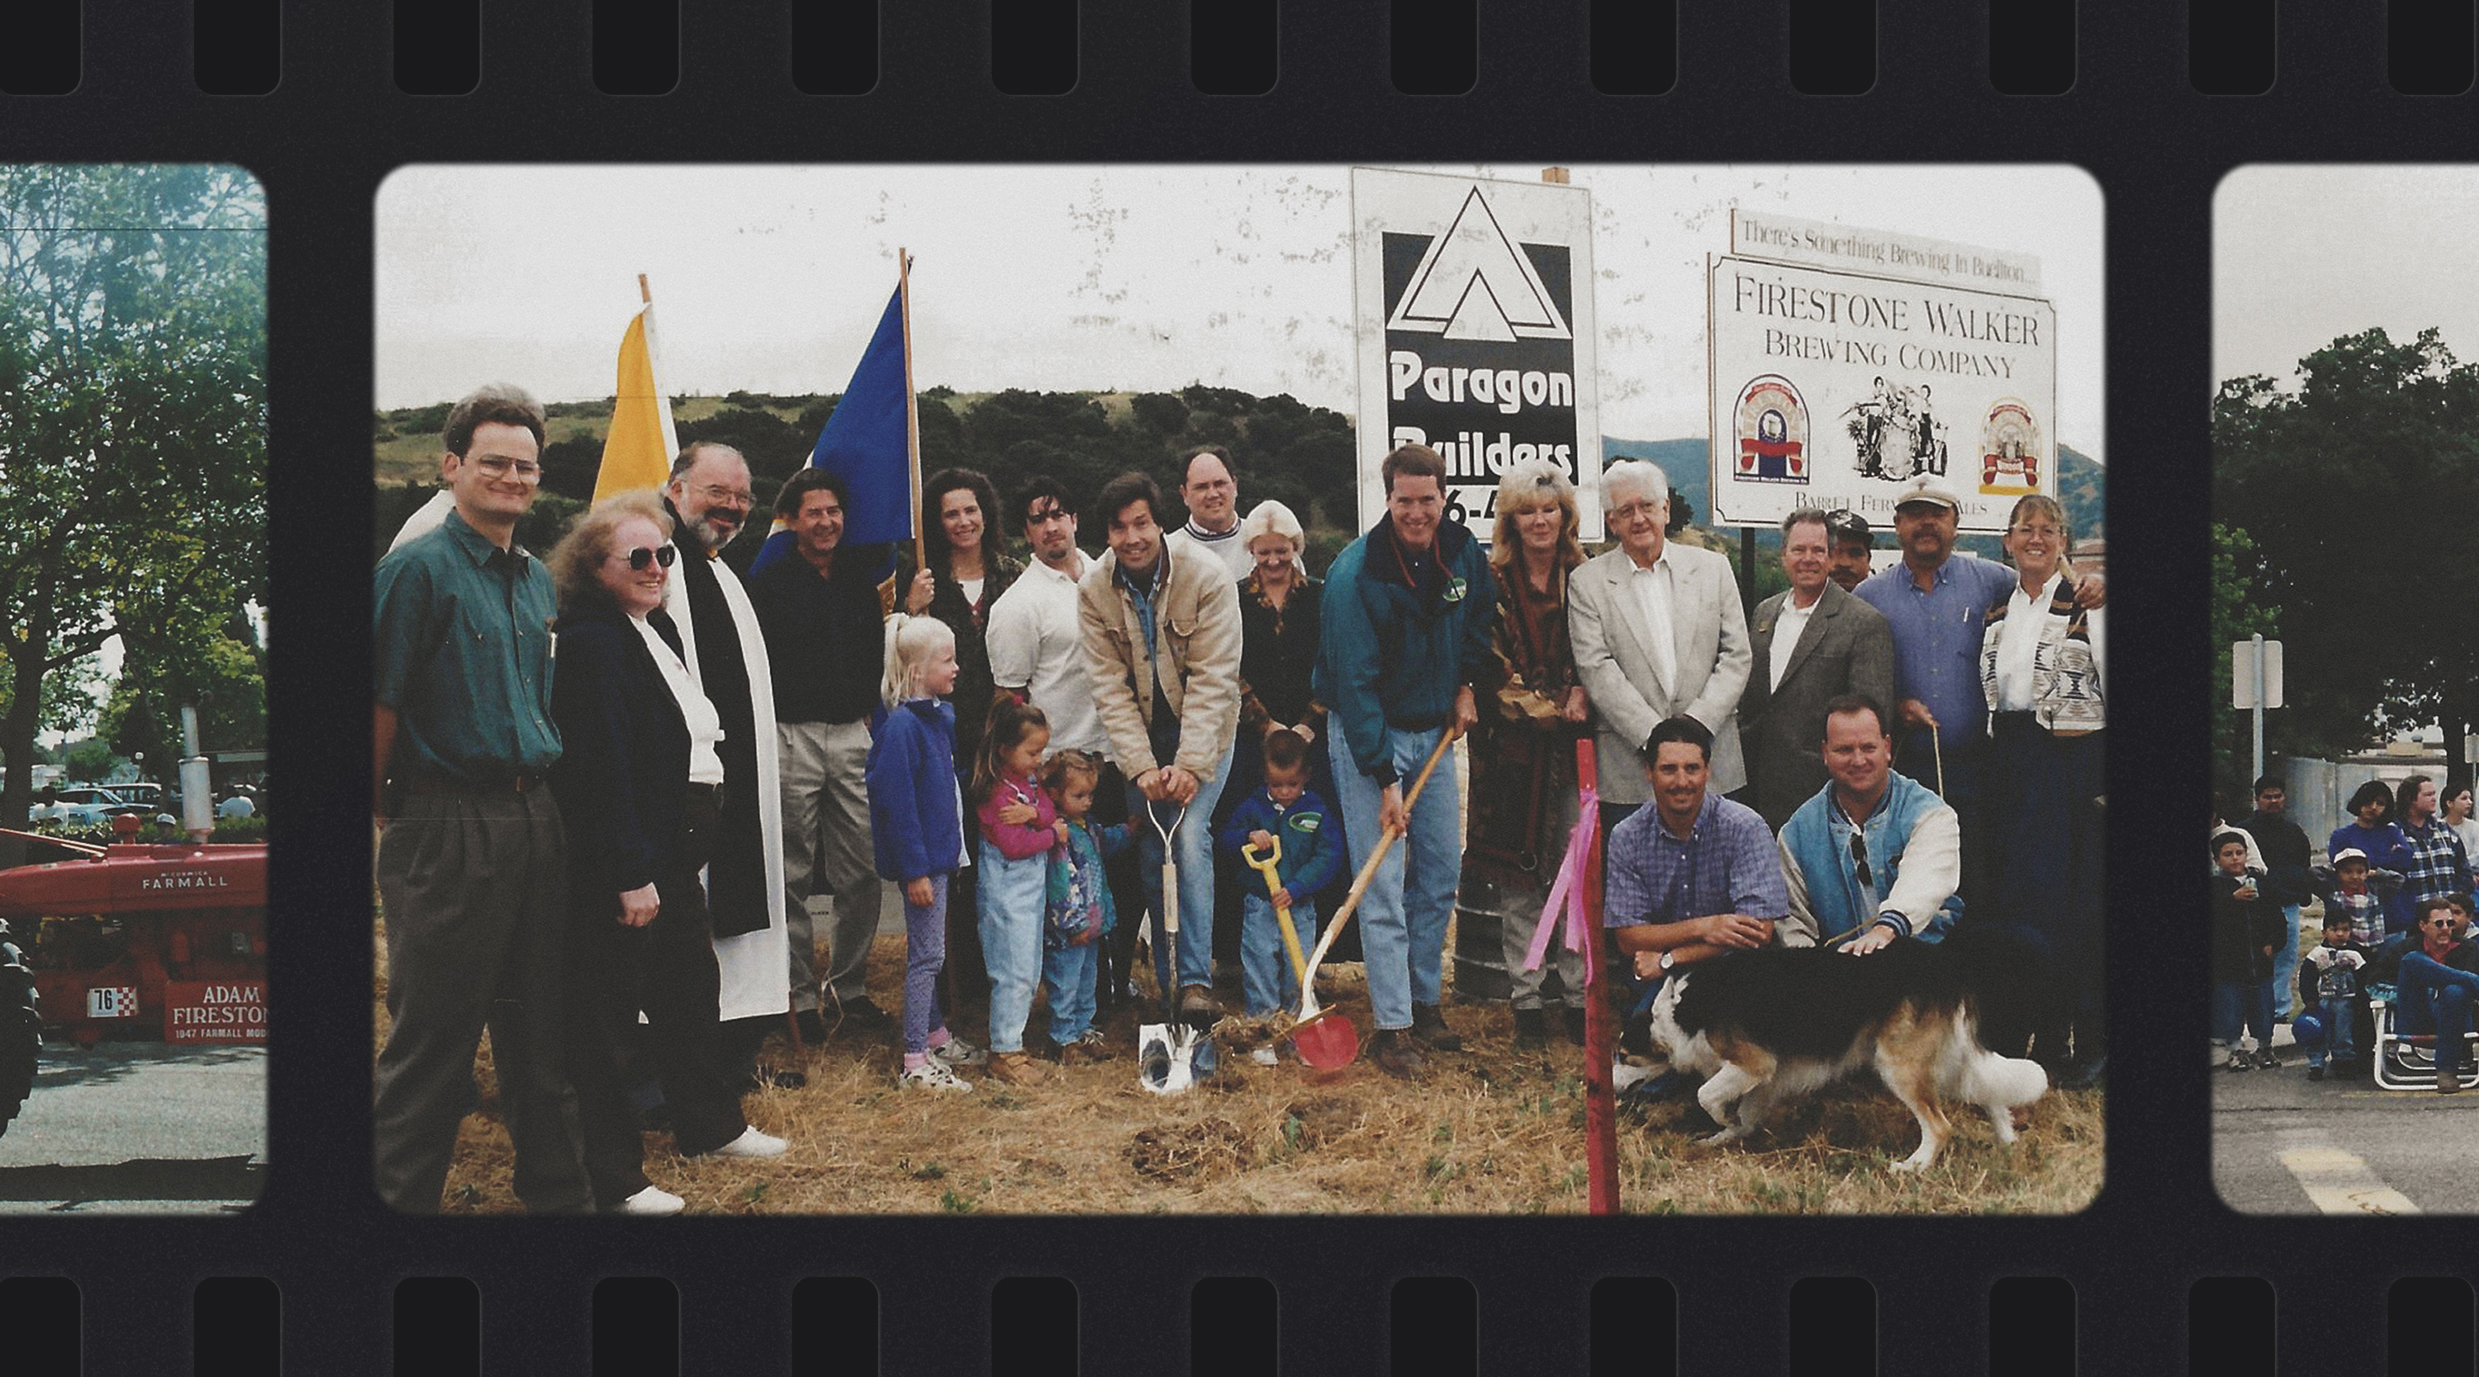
xmin=1647 ymin=932 xmax=2050 ymax=1172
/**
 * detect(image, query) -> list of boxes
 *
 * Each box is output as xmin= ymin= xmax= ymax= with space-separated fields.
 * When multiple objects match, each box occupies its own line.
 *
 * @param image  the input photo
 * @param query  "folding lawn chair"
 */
xmin=2365 ymin=982 xmax=2479 ymax=1092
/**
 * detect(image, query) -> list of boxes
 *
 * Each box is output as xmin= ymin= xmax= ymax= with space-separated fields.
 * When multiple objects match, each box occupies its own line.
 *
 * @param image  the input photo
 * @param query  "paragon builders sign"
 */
xmin=1707 ymin=211 xmax=2056 ymax=536
xmin=1352 ymin=167 xmax=1601 ymax=541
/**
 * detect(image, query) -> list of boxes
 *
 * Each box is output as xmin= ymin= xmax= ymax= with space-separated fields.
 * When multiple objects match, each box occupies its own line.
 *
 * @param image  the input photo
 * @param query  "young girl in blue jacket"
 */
xmin=869 ymin=614 xmax=977 ymax=1093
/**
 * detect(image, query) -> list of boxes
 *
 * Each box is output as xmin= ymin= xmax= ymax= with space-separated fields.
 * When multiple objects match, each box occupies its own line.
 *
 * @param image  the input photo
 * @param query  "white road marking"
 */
xmin=2276 ymin=1131 xmax=2421 ymax=1215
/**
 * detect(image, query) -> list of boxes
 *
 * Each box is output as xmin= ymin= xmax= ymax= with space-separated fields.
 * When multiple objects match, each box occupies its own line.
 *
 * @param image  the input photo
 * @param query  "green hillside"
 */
xmin=377 ymin=390 xmax=2101 ymax=570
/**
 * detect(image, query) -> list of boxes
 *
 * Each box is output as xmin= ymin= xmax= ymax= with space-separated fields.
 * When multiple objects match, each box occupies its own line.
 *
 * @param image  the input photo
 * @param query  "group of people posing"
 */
xmin=373 ymin=382 xmax=2107 ymax=1215
xmin=2217 ymin=774 xmax=2479 ymax=1091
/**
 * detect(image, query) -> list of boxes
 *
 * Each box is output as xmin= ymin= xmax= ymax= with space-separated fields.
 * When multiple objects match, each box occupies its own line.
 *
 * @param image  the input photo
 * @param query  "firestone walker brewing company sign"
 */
xmin=1707 ymin=210 xmax=2057 ymax=536
xmin=1351 ymin=168 xmax=1601 ymax=541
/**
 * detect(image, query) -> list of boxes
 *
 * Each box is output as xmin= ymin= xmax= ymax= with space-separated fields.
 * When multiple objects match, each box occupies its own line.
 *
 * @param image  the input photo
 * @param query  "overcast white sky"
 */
xmin=377 ymin=163 xmax=2103 ymax=460
xmin=2216 ymin=167 xmax=2479 ymax=391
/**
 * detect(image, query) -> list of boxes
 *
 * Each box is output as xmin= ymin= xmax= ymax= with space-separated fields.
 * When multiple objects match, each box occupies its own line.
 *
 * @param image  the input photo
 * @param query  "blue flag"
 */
xmin=751 ymin=284 xmax=911 ymax=575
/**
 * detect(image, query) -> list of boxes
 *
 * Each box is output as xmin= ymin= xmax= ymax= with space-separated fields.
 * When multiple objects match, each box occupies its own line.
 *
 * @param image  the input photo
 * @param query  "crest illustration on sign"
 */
xmin=1733 ymin=375 xmax=1809 ymax=484
xmin=1385 ymin=188 xmax=1573 ymax=342
xmin=1980 ymin=398 xmax=2043 ymax=495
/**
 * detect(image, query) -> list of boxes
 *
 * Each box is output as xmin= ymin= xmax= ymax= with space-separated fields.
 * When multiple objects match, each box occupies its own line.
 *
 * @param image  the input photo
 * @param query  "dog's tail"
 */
xmin=1941 ymin=922 xmax=2059 ymax=1060
xmin=1953 ymin=1047 xmax=2052 ymax=1111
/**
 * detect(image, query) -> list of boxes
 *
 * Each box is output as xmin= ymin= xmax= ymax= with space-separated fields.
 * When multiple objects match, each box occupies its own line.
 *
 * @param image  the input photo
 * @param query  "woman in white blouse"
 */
xmin=547 ymin=493 xmax=785 ymax=1216
xmin=1979 ymin=493 xmax=2106 ymax=1088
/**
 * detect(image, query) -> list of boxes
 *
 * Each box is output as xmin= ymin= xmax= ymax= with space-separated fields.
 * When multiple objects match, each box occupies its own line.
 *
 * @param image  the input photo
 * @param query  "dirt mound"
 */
xmin=1127 ymin=1117 xmax=1252 ymax=1183
xmin=1277 ymin=1098 xmax=1359 ymax=1150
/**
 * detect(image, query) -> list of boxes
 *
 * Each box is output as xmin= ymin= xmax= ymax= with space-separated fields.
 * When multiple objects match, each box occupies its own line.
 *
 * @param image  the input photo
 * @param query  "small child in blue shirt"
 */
xmin=1216 ymin=730 xmax=1343 ymax=1061
xmin=1041 ymin=750 xmax=1128 ymax=1064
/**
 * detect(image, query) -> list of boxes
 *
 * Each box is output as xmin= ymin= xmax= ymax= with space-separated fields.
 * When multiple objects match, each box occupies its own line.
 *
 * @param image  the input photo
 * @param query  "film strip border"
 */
xmin=3 ymin=1270 xmax=2476 ymax=1370
xmin=8 ymin=0 xmax=2472 ymax=1371
xmin=2 ymin=2 xmax=2478 ymax=99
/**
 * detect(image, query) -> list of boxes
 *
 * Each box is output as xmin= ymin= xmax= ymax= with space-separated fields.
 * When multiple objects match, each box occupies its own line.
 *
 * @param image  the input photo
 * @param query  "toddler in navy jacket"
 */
xmin=1216 ymin=730 xmax=1344 ymax=1048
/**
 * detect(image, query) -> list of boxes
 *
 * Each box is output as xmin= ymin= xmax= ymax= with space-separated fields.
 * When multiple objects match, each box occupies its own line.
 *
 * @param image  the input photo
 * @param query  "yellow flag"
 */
xmin=593 ymin=304 xmax=681 ymax=500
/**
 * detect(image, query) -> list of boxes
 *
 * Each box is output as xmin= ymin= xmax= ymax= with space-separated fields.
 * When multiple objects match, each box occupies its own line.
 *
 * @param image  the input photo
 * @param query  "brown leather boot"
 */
xmin=987 ymin=1051 xmax=1048 ymax=1086
xmin=1372 ymin=1028 xmax=1425 ymax=1080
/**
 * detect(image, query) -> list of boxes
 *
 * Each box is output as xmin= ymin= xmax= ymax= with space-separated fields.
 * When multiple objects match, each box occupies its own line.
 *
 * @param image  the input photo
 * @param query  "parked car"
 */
xmin=31 ymin=786 xmax=155 ymax=829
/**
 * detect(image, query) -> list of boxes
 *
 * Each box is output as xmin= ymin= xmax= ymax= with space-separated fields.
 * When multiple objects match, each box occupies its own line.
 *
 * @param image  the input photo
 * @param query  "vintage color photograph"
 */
xmin=0 ymin=164 xmax=269 ymax=1213
xmin=2213 ymin=166 xmax=2479 ymax=1214
xmin=374 ymin=163 xmax=2102 ymax=1215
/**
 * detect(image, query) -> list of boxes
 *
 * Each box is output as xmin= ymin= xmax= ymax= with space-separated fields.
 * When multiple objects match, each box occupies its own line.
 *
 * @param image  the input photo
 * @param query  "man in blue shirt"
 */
xmin=1603 ymin=716 xmax=1792 ymax=977
xmin=1602 ymin=715 xmax=1790 ymax=1102
xmin=372 ymin=384 xmax=591 ymax=1214
xmin=1852 ymin=476 xmax=2098 ymax=911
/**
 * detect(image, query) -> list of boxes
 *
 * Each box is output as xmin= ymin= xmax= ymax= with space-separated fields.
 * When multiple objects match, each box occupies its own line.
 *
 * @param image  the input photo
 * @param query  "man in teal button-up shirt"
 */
xmin=371 ymin=383 xmax=590 ymax=1214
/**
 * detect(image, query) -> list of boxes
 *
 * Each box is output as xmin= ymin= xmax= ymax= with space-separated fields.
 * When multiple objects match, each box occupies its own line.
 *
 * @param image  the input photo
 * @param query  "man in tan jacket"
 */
xmin=1078 ymin=471 xmax=1244 ymax=1021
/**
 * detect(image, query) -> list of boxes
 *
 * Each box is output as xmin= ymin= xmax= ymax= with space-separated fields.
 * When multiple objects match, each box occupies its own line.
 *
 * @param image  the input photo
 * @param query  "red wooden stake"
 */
xmin=1577 ymin=739 xmax=1621 ymax=1214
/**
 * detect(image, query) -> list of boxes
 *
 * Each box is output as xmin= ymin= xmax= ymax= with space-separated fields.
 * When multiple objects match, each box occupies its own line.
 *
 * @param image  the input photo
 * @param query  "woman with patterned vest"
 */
xmin=1979 ymin=492 xmax=2105 ymax=1088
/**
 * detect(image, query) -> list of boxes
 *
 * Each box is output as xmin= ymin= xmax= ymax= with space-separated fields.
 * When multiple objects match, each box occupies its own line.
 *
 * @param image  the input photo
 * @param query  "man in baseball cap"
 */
xmin=1824 ymin=508 xmax=1876 ymax=592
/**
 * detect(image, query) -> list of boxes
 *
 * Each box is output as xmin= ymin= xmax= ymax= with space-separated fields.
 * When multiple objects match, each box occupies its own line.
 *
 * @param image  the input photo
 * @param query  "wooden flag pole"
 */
xmin=898 ymin=249 xmax=925 ymax=572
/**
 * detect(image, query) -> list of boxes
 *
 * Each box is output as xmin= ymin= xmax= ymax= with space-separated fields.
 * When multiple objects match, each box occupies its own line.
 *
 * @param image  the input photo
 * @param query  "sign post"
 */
xmin=1351 ymin=167 xmax=1601 ymax=541
xmin=2232 ymin=635 xmax=2285 ymax=781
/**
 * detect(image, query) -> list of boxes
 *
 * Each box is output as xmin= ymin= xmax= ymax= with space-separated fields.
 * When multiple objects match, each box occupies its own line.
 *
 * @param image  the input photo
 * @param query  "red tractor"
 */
xmin=0 ymin=818 xmax=267 ymax=1137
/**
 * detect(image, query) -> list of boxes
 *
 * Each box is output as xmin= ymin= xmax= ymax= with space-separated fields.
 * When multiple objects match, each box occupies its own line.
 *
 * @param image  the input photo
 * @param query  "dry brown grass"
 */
xmin=378 ymin=924 xmax=2103 ymax=1217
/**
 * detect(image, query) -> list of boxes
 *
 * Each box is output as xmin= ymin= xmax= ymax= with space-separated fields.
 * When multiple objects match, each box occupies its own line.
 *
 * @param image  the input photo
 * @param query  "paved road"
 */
xmin=2212 ymin=1029 xmax=2479 ymax=1215
xmin=0 ymin=1041 xmax=265 ymax=1213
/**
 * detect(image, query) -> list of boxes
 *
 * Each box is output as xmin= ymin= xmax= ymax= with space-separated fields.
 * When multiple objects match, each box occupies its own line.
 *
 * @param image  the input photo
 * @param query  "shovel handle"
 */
xmin=1245 ymin=840 xmax=1313 ymax=987
xmin=1300 ymin=727 xmax=1460 ymax=983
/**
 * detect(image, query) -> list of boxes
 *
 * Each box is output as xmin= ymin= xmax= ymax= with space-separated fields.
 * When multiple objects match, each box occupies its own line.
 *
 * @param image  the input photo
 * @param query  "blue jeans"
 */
xmin=1241 ymin=892 xmax=1312 ymax=1017
xmin=1129 ymin=741 xmax=1236 ymax=995
xmin=1042 ymin=939 xmax=1099 ymax=1045
xmin=2308 ymin=995 xmax=2357 ymax=1069
xmin=2397 ymin=951 xmax=2479 ymax=1077
xmin=2212 ymin=976 xmax=2275 ymax=1048
xmin=977 ymin=843 xmax=1049 ymax=1054
xmin=2273 ymin=905 xmax=2301 ymax=1018
xmin=1333 ymin=718 xmax=1460 ymax=1032
xmin=902 ymin=874 xmax=951 ymax=1056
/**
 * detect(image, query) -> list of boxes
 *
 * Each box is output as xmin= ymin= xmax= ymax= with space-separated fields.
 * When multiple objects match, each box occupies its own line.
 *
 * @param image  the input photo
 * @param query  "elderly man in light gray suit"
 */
xmin=1568 ymin=460 xmax=1752 ymax=831
xmin=1742 ymin=507 xmax=1895 ymax=829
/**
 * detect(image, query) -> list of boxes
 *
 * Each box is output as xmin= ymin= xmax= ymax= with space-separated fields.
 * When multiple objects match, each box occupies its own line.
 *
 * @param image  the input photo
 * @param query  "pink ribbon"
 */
xmin=1523 ymin=781 xmax=1599 ymax=972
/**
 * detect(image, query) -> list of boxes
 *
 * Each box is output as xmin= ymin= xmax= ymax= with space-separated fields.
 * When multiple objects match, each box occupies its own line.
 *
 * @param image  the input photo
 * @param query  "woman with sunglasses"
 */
xmin=546 ymin=492 xmax=785 ymax=1216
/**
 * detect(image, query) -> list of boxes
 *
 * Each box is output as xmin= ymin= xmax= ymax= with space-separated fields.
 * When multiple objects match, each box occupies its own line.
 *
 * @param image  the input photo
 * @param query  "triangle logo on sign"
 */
xmin=1387 ymin=187 xmax=1572 ymax=342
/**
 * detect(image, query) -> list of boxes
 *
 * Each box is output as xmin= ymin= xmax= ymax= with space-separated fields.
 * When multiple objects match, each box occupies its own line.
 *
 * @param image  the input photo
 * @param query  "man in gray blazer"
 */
xmin=1742 ymin=508 xmax=1895 ymax=828
xmin=1568 ymin=460 xmax=1752 ymax=828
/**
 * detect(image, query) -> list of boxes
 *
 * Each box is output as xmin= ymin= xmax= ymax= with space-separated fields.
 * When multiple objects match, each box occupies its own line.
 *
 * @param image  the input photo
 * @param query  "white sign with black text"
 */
xmin=1706 ymin=253 xmax=2057 ymax=536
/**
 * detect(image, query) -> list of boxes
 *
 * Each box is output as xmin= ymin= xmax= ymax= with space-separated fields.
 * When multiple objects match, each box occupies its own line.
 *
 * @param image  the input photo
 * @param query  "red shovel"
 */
xmin=1289 ymin=727 xmax=1460 ymax=1070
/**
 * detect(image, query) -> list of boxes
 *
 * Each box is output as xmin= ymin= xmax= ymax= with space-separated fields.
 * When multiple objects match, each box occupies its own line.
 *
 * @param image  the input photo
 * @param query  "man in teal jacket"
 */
xmin=1313 ymin=443 xmax=1496 ymax=1077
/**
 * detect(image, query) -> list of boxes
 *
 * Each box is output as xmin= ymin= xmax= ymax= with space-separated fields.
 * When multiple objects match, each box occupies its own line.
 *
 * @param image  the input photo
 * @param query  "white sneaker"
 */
xmin=703 ymin=1126 xmax=788 ymax=1160
xmin=615 ymin=1185 xmax=684 ymax=1216
xmin=1250 ymin=1046 xmax=1280 ymax=1067
xmin=932 ymin=1035 xmax=987 ymax=1067
xmin=901 ymin=1059 xmax=974 ymax=1093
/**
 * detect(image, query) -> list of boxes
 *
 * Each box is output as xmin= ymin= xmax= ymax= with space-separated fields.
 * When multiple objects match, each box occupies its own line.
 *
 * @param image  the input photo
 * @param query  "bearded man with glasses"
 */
xmin=1778 ymin=694 xmax=1962 ymax=956
xmin=658 ymin=443 xmax=797 ymax=1087
xmin=372 ymin=382 xmax=593 ymax=1213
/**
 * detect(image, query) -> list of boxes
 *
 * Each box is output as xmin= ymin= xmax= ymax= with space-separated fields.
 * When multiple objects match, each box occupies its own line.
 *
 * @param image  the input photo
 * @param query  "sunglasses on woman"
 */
xmin=620 ymin=545 xmax=677 ymax=571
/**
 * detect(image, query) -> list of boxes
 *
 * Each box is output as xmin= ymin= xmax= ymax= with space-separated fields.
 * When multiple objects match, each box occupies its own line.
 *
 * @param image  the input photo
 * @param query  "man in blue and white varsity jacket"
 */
xmin=1778 ymin=693 xmax=1962 ymax=953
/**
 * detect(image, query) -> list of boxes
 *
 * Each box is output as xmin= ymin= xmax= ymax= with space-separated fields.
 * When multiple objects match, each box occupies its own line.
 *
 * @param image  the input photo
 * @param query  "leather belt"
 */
xmin=401 ymin=773 xmax=545 ymax=796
